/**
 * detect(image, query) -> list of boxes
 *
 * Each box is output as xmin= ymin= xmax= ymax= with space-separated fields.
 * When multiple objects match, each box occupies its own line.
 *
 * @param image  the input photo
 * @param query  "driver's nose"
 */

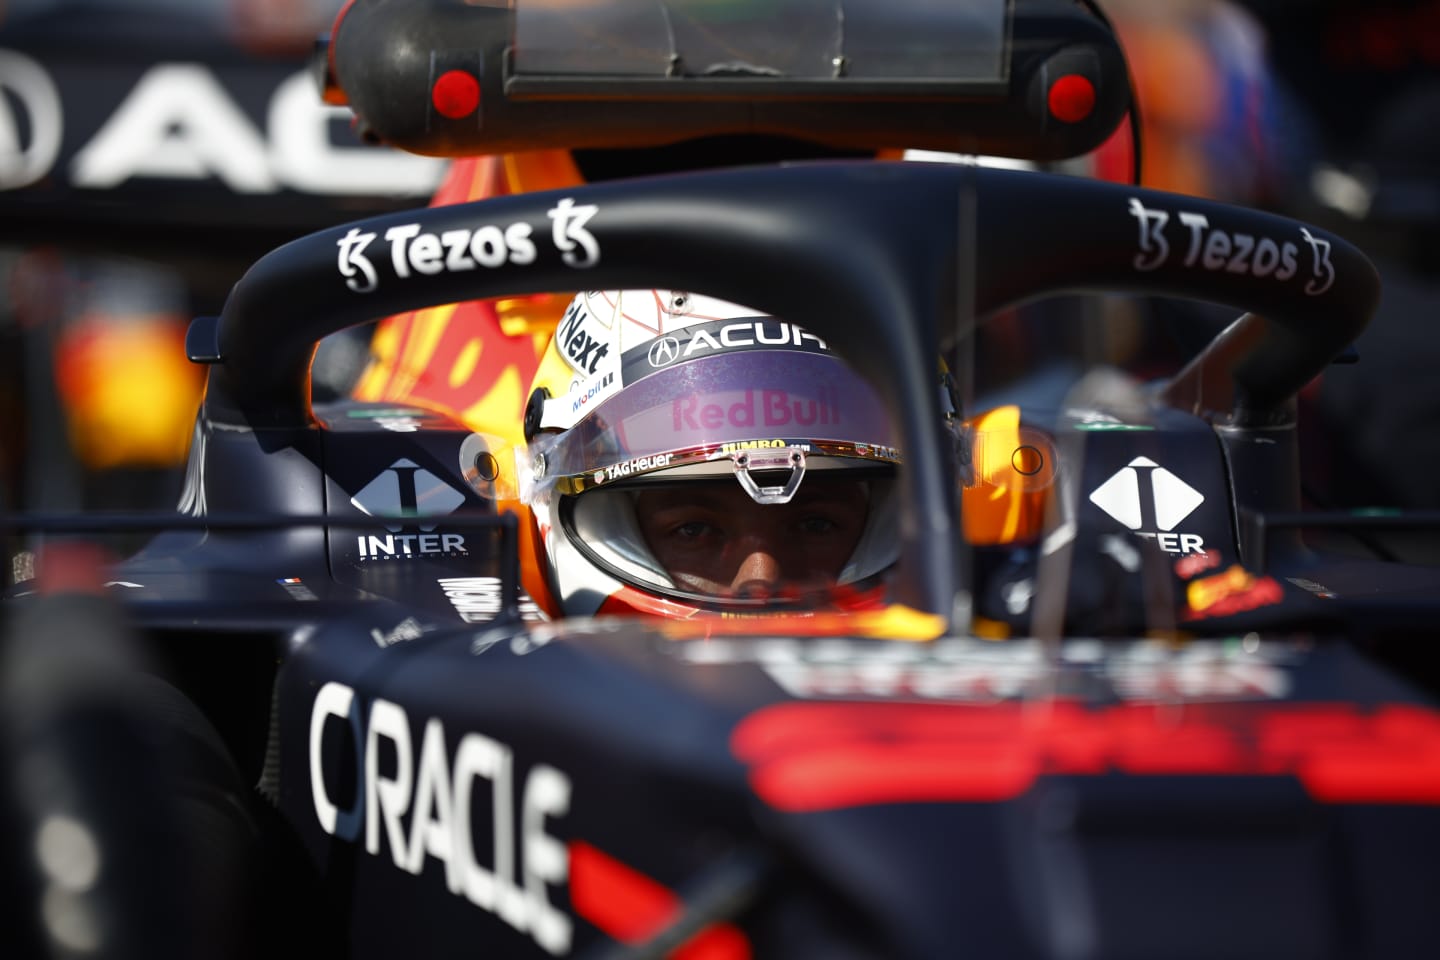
xmin=730 ymin=547 xmax=783 ymax=597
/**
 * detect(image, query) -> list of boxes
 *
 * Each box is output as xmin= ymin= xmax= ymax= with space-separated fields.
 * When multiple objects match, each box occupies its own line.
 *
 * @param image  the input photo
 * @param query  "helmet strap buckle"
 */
xmin=732 ymin=446 xmax=807 ymax=504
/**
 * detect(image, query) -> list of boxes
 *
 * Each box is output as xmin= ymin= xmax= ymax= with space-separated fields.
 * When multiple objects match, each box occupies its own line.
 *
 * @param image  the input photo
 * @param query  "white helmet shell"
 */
xmin=521 ymin=289 xmax=901 ymax=617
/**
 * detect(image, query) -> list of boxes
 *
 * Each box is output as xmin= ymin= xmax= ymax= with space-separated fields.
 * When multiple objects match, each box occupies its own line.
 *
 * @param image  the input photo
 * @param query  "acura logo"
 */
xmin=647 ymin=336 xmax=680 ymax=367
xmin=0 ymin=49 xmax=63 ymax=190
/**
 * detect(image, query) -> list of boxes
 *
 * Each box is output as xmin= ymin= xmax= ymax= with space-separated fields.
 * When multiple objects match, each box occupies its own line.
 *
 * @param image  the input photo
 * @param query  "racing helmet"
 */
xmin=513 ymin=290 xmax=903 ymax=619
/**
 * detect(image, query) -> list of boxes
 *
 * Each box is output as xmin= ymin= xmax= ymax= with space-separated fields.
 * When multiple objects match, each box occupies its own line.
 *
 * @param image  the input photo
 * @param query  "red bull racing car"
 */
xmin=4 ymin=2 xmax=1440 ymax=958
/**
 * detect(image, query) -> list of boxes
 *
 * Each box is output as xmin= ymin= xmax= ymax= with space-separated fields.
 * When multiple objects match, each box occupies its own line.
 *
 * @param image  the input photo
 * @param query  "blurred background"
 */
xmin=1097 ymin=0 xmax=1440 ymax=562
xmin=1 ymin=0 xmax=1437 ymax=581
xmin=0 ymin=0 xmax=445 ymax=572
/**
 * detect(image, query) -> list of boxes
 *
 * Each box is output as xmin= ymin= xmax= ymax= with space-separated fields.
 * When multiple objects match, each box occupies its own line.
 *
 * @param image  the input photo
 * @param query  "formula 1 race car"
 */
xmin=4 ymin=2 xmax=1440 ymax=959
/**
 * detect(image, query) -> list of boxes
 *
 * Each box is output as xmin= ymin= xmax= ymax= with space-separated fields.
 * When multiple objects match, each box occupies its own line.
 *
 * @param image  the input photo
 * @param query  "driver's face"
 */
xmin=635 ymin=478 xmax=870 ymax=597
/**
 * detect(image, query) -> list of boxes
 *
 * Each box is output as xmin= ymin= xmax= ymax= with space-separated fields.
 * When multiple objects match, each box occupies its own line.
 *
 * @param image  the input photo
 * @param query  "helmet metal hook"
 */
xmin=732 ymin=446 xmax=807 ymax=504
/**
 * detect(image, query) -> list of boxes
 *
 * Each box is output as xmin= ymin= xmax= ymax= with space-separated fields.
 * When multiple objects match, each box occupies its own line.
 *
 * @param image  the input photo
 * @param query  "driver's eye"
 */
xmin=673 ymin=520 xmax=718 ymax=540
xmin=797 ymin=515 xmax=839 ymax=535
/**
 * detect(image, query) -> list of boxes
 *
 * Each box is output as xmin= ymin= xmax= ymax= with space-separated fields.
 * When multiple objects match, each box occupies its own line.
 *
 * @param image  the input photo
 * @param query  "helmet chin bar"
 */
xmin=733 ymin=447 xmax=807 ymax=505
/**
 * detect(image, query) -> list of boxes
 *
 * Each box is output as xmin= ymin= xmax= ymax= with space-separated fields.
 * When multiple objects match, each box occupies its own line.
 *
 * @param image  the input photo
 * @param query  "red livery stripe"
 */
xmin=732 ymin=701 xmax=1440 ymax=810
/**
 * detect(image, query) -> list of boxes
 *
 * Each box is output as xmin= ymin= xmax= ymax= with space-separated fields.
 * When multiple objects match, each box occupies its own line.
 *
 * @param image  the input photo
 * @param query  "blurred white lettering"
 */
xmin=73 ymin=67 xmax=441 ymax=194
xmin=310 ymin=683 xmax=572 ymax=954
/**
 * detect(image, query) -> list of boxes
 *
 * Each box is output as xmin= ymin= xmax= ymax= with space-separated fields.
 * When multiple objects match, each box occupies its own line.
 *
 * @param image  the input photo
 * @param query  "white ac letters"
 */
xmin=72 ymin=66 xmax=442 ymax=194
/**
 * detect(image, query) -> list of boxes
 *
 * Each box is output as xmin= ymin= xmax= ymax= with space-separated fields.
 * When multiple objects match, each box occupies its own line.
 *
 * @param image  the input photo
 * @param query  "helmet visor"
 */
xmin=532 ymin=351 xmax=897 ymax=495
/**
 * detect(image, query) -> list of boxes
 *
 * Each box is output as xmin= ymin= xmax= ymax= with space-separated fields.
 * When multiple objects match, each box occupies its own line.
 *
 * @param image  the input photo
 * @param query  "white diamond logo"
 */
xmin=1088 ymin=463 xmax=1142 ymax=529
xmin=351 ymin=458 xmax=465 ymax=532
xmin=1088 ymin=456 xmax=1204 ymax=532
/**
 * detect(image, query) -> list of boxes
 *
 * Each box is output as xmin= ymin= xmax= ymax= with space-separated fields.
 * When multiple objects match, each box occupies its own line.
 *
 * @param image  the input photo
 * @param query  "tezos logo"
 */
xmin=337 ymin=220 xmax=537 ymax=294
xmin=337 ymin=197 xmax=599 ymax=294
xmin=351 ymin=459 xmax=469 ymax=560
xmin=1128 ymin=197 xmax=1335 ymax=296
xmin=1088 ymin=456 xmax=1206 ymax=555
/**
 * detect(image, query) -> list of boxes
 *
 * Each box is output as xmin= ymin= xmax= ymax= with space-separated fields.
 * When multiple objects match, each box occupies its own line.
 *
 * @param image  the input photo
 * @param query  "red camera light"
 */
xmin=1048 ymin=73 xmax=1096 ymax=124
xmin=432 ymin=69 xmax=480 ymax=119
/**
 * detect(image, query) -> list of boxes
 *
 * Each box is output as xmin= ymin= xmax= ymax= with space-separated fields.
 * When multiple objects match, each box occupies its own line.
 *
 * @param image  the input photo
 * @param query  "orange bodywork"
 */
xmin=351 ymin=153 xmax=583 ymax=443
xmin=961 ymin=404 xmax=1054 ymax=547
xmin=53 ymin=313 xmax=204 ymax=469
